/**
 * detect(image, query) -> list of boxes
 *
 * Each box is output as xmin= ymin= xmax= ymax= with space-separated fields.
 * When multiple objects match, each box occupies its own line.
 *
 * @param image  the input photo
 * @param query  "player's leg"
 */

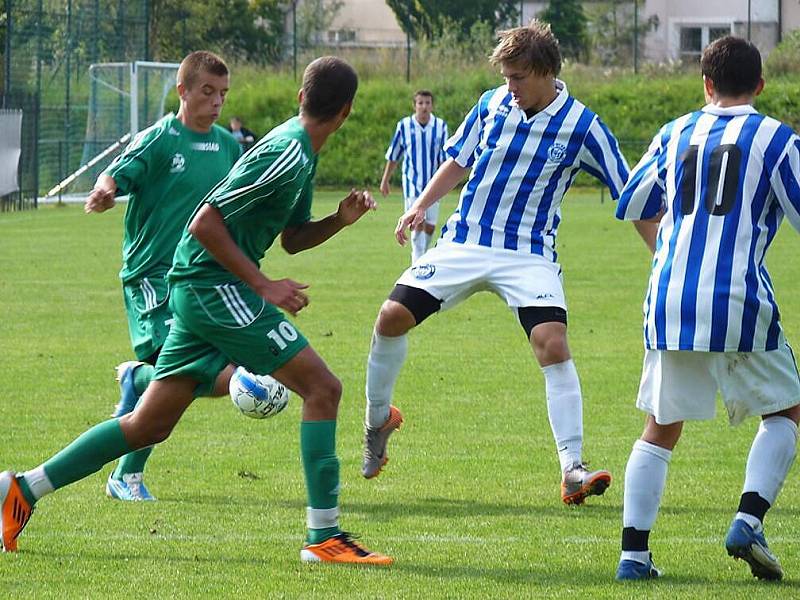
xmin=364 ymin=243 xmax=484 ymax=478
xmin=616 ymin=349 xmax=718 ymax=580
xmin=519 ymin=311 xmax=611 ymax=504
xmin=1 ymin=376 xmax=197 ymax=551
xmin=421 ymin=201 xmax=440 ymax=254
xmin=718 ymin=344 xmax=800 ymax=580
xmin=196 ymin=280 xmax=390 ymax=565
xmin=616 ymin=415 xmax=682 ymax=580
xmin=263 ymin=346 xmax=390 ymax=564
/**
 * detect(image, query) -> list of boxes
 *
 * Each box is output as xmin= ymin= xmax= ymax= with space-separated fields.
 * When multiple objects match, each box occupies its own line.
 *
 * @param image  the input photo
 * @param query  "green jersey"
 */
xmin=105 ymin=113 xmax=241 ymax=284
xmin=169 ymin=116 xmax=316 ymax=285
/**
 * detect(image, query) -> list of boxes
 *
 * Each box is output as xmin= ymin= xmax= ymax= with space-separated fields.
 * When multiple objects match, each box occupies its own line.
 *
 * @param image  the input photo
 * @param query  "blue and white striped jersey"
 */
xmin=386 ymin=115 xmax=448 ymax=200
xmin=617 ymin=104 xmax=800 ymax=352
xmin=440 ymin=81 xmax=629 ymax=260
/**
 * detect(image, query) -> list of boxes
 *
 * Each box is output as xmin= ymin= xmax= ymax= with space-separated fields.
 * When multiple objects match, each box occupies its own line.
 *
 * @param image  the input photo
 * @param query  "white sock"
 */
xmin=21 ymin=465 xmax=54 ymax=501
xmin=623 ymin=439 xmax=672 ymax=531
xmin=365 ymin=331 xmax=408 ymax=429
xmin=423 ymin=231 xmax=433 ymax=251
xmin=742 ymin=416 xmax=798 ymax=505
xmin=306 ymin=506 xmax=339 ymax=529
xmin=542 ymin=359 xmax=583 ymax=472
xmin=620 ymin=550 xmax=652 ymax=565
xmin=411 ymin=230 xmax=427 ymax=264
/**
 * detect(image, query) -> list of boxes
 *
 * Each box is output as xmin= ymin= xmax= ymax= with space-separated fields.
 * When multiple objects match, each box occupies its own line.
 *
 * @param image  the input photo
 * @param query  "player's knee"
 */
xmin=381 ymin=285 xmax=441 ymax=333
xmin=308 ymin=373 xmax=342 ymax=412
xmin=120 ymin=414 xmax=173 ymax=447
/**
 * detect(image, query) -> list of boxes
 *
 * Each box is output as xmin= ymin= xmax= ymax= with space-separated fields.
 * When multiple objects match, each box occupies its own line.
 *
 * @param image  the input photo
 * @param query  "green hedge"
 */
xmin=215 ymin=66 xmax=800 ymax=187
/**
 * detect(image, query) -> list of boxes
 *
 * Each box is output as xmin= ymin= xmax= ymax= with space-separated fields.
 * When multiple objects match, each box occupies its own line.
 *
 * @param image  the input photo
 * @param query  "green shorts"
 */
xmin=153 ymin=282 xmax=308 ymax=395
xmin=123 ymin=277 xmax=173 ymax=361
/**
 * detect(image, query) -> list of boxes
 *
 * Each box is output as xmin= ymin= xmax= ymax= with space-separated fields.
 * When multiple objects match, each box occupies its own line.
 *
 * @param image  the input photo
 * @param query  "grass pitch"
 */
xmin=1 ymin=190 xmax=799 ymax=598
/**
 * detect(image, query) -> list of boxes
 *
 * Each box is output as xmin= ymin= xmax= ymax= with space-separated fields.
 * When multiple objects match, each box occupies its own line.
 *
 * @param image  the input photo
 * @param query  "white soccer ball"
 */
xmin=229 ymin=367 xmax=290 ymax=419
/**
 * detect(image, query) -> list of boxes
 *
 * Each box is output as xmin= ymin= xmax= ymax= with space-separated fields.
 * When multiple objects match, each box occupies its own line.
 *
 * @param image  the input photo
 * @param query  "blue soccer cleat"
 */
xmin=725 ymin=518 xmax=783 ymax=580
xmin=112 ymin=361 xmax=145 ymax=418
xmin=616 ymin=553 xmax=662 ymax=581
xmin=105 ymin=473 xmax=156 ymax=502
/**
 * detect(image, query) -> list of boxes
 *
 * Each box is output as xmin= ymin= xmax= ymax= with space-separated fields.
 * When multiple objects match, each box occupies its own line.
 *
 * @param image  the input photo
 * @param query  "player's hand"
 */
xmin=84 ymin=187 xmax=116 ymax=213
xmin=379 ymin=180 xmax=390 ymax=197
xmin=395 ymin=205 xmax=425 ymax=245
xmin=258 ymin=278 xmax=310 ymax=316
xmin=337 ymin=188 xmax=377 ymax=226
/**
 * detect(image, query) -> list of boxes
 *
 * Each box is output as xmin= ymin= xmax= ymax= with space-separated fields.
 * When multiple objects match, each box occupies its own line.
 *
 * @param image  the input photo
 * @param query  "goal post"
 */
xmin=44 ymin=61 xmax=179 ymax=202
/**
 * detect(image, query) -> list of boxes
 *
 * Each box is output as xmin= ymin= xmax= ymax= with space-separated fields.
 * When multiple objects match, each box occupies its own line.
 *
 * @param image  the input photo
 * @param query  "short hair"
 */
xmin=177 ymin=51 xmax=229 ymax=90
xmin=490 ymin=19 xmax=561 ymax=77
xmin=414 ymin=90 xmax=434 ymax=102
xmin=301 ymin=56 xmax=359 ymax=121
xmin=701 ymin=36 xmax=762 ymax=97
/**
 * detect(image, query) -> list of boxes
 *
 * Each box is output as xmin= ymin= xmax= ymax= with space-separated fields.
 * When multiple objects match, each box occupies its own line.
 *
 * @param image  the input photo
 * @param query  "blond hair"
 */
xmin=490 ymin=19 xmax=561 ymax=77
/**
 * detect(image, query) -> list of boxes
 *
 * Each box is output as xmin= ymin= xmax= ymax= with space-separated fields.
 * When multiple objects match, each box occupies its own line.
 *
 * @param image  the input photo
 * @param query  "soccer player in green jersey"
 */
xmin=1 ymin=56 xmax=393 ymax=565
xmin=84 ymin=51 xmax=242 ymax=501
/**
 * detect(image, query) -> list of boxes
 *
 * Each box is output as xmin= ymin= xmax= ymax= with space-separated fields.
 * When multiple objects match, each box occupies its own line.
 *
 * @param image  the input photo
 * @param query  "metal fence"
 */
xmin=1 ymin=0 xmax=150 ymax=210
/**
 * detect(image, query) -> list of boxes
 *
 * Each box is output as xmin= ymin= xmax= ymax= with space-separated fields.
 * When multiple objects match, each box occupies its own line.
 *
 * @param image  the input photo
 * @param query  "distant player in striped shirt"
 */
xmin=380 ymin=90 xmax=449 ymax=263
xmin=615 ymin=37 xmax=800 ymax=582
xmin=362 ymin=20 xmax=650 ymax=505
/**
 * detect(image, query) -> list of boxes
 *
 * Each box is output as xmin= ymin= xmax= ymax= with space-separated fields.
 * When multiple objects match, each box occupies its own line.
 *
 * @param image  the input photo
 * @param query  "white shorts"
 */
xmin=636 ymin=341 xmax=800 ymax=426
xmin=405 ymin=195 xmax=440 ymax=225
xmin=395 ymin=241 xmax=566 ymax=313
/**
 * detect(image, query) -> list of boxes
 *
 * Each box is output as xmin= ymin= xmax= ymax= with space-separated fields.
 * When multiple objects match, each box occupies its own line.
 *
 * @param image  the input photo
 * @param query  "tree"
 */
xmin=539 ymin=0 xmax=589 ymax=62
xmin=587 ymin=1 xmax=659 ymax=67
xmin=386 ymin=0 xmax=519 ymax=41
xmin=148 ymin=0 xmax=286 ymax=64
xmin=293 ymin=0 xmax=344 ymax=48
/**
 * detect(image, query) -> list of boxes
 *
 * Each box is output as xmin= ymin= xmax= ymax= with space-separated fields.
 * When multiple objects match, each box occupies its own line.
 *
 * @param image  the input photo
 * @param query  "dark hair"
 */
xmin=414 ymin=90 xmax=434 ymax=102
xmin=301 ymin=56 xmax=359 ymax=121
xmin=490 ymin=19 xmax=561 ymax=77
xmin=701 ymin=36 xmax=762 ymax=97
xmin=177 ymin=51 xmax=229 ymax=90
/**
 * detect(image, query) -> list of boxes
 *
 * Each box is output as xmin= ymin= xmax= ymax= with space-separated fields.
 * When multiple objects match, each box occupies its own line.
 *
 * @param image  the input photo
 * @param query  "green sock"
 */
xmin=43 ymin=419 xmax=132 ymax=489
xmin=133 ymin=364 xmax=155 ymax=397
xmin=112 ymin=446 xmax=154 ymax=479
xmin=301 ymin=420 xmax=341 ymax=544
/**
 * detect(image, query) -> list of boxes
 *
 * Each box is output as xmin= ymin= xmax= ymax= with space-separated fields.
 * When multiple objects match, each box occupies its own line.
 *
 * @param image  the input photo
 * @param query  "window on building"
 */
xmin=327 ymin=29 xmax=356 ymax=44
xmin=679 ymin=25 xmax=732 ymax=60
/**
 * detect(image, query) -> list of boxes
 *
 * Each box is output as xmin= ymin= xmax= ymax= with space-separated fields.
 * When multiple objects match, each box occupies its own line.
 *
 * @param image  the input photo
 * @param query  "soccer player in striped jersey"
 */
xmin=380 ymin=90 xmax=449 ymax=263
xmin=615 ymin=36 xmax=800 ymax=582
xmin=1 ymin=57 xmax=392 ymax=564
xmin=362 ymin=20 xmax=649 ymax=505
xmin=84 ymin=51 xmax=244 ymax=501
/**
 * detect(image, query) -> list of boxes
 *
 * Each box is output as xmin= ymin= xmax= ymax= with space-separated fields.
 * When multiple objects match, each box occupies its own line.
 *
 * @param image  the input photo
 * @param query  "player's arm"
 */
xmin=380 ymin=161 xmax=398 ymax=197
xmin=84 ymin=173 xmax=118 ymax=213
xmin=281 ymin=189 xmax=377 ymax=254
xmin=188 ymin=203 xmax=309 ymax=315
xmin=632 ymin=216 xmax=662 ymax=254
xmin=395 ymin=159 xmax=467 ymax=245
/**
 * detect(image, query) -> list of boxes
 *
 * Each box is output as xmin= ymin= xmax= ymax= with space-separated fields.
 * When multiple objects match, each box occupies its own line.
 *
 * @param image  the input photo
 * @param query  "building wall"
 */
xmin=327 ymin=0 xmax=406 ymax=47
xmin=782 ymin=0 xmax=800 ymax=36
xmin=644 ymin=0 xmax=780 ymax=62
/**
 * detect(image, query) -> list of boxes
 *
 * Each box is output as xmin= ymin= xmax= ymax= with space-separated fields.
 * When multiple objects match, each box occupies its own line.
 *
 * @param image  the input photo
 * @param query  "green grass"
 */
xmin=1 ymin=190 xmax=800 ymax=598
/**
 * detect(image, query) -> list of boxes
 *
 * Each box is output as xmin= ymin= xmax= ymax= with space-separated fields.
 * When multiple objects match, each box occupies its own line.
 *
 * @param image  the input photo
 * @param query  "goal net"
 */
xmin=49 ymin=61 xmax=179 ymax=200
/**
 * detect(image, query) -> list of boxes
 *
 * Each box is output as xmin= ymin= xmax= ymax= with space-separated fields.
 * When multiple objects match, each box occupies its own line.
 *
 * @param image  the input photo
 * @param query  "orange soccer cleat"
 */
xmin=301 ymin=532 xmax=393 ymax=565
xmin=561 ymin=462 xmax=612 ymax=506
xmin=1 ymin=471 xmax=33 ymax=552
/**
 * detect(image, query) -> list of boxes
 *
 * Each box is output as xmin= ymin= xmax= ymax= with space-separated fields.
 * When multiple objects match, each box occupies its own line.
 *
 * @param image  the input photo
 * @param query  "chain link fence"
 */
xmin=1 ymin=0 xmax=149 ymax=210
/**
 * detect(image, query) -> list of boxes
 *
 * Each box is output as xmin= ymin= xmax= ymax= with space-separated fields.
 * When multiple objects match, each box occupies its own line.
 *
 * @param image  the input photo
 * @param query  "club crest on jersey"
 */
xmin=170 ymin=153 xmax=186 ymax=173
xmin=547 ymin=143 xmax=567 ymax=163
xmin=411 ymin=264 xmax=435 ymax=280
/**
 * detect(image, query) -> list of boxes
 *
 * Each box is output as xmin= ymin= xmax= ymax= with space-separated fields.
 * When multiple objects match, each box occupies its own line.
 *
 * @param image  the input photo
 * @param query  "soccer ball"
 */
xmin=229 ymin=366 xmax=290 ymax=419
